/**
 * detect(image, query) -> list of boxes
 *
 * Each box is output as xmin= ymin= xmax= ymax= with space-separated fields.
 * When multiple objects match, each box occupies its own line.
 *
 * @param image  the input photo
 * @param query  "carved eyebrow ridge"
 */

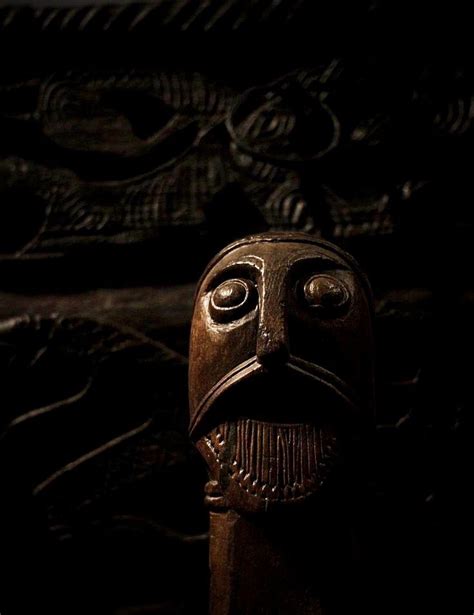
xmin=202 ymin=261 xmax=260 ymax=293
xmin=287 ymin=255 xmax=349 ymax=275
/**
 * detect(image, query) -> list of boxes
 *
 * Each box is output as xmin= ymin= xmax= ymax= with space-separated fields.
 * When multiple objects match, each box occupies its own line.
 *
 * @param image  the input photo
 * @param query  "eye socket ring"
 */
xmin=302 ymin=274 xmax=349 ymax=316
xmin=209 ymin=278 xmax=257 ymax=323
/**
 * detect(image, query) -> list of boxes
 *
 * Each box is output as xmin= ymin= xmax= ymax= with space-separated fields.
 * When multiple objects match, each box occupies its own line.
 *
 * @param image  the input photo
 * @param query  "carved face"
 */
xmin=189 ymin=233 xmax=374 ymax=513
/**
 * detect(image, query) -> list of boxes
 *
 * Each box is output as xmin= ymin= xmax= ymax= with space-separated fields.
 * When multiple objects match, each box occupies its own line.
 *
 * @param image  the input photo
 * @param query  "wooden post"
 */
xmin=189 ymin=232 xmax=374 ymax=614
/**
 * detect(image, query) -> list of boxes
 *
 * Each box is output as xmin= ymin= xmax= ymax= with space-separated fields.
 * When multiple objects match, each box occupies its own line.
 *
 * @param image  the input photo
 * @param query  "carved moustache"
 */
xmin=189 ymin=355 xmax=359 ymax=438
xmin=191 ymin=354 xmax=360 ymax=501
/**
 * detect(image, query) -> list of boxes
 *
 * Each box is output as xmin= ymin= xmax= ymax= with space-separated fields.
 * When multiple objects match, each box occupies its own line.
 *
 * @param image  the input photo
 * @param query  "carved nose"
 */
xmin=256 ymin=323 xmax=290 ymax=367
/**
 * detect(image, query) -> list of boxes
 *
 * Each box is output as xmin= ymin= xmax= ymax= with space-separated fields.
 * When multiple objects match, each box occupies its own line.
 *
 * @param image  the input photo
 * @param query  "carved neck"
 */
xmin=209 ymin=498 xmax=357 ymax=615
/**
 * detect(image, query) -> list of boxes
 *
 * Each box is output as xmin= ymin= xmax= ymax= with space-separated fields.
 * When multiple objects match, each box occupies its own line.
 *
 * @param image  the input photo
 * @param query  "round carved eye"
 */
xmin=210 ymin=279 xmax=257 ymax=323
xmin=303 ymin=275 xmax=349 ymax=315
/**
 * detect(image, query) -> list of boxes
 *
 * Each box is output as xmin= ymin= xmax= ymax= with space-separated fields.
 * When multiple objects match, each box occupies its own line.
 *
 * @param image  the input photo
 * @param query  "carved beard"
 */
xmin=203 ymin=419 xmax=341 ymax=502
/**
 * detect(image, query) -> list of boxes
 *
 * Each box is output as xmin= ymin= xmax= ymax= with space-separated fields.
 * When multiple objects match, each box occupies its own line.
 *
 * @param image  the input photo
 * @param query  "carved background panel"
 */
xmin=0 ymin=2 xmax=473 ymax=614
xmin=1 ymin=61 xmax=473 ymax=262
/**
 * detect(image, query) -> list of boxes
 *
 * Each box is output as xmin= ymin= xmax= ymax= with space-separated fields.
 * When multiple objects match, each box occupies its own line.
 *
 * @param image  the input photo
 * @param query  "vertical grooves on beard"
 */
xmin=235 ymin=420 xmax=241 ymax=467
xmin=262 ymin=419 xmax=269 ymax=485
xmin=253 ymin=421 xmax=258 ymax=482
xmin=249 ymin=420 xmax=255 ymax=479
xmin=298 ymin=425 xmax=303 ymax=486
xmin=305 ymin=424 xmax=312 ymax=477
xmin=257 ymin=421 xmax=263 ymax=485
xmin=289 ymin=427 xmax=298 ymax=482
xmin=276 ymin=427 xmax=281 ymax=489
xmin=280 ymin=427 xmax=288 ymax=488
xmin=306 ymin=425 xmax=313 ymax=482
xmin=269 ymin=421 xmax=275 ymax=488
xmin=210 ymin=419 xmax=332 ymax=499
xmin=244 ymin=419 xmax=250 ymax=473
xmin=313 ymin=427 xmax=323 ymax=470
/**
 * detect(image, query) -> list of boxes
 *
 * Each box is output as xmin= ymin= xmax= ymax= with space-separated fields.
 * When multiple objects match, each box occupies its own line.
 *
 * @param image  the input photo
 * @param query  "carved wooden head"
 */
xmin=189 ymin=232 xmax=374 ymax=513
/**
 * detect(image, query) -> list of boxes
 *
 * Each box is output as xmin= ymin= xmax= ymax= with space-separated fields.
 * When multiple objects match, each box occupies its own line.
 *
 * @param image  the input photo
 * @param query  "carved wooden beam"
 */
xmin=189 ymin=232 xmax=375 ymax=614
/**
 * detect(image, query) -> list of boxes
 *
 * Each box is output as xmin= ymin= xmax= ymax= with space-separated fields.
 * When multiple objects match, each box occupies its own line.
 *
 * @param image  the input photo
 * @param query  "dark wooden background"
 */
xmin=0 ymin=2 xmax=473 ymax=613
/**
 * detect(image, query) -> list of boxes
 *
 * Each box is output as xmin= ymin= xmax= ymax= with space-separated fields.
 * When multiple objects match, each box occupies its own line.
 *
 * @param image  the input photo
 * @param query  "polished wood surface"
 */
xmin=189 ymin=233 xmax=374 ymax=613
